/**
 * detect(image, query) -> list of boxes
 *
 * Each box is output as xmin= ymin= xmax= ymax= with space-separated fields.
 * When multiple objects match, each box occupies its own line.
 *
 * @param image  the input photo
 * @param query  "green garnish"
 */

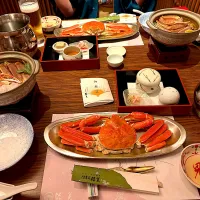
xmin=17 ymin=62 xmax=32 ymax=75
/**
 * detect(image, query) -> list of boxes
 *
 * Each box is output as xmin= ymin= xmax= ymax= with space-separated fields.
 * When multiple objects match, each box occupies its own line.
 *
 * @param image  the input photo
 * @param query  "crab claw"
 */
xmin=145 ymin=141 xmax=166 ymax=152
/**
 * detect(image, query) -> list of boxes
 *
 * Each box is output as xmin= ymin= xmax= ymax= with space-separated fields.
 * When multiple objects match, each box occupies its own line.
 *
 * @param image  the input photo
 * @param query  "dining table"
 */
xmin=0 ymin=20 xmax=200 ymax=199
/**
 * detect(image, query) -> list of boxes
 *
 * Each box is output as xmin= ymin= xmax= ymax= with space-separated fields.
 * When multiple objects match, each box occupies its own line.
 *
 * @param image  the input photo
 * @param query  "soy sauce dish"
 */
xmin=107 ymin=54 xmax=124 ymax=68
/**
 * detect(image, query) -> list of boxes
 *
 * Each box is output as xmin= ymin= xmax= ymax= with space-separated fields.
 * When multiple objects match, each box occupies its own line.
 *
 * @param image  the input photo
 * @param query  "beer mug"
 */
xmin=18 ymin=0 xmax=44 ymax=46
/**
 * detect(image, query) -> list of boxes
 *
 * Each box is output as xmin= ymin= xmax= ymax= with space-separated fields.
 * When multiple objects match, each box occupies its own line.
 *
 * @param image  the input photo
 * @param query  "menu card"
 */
xmin=40 ymin=113 xmax=200 ymax=200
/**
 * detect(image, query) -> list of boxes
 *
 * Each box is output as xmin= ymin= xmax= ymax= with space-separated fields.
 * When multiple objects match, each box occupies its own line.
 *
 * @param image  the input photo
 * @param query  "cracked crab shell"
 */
xmin=99 ymin=115 xmax=136 ymax=150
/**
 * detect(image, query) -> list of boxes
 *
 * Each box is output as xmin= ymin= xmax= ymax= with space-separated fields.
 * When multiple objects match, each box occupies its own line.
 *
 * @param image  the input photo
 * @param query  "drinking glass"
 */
xmin=18 ymin=0 xmax=44 ymax=46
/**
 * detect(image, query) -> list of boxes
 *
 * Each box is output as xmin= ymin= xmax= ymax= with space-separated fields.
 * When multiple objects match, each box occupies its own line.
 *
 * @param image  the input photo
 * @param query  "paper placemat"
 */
xmin=61 ymin=20 xmax=144 ymax=48
xmin=40 ymin=113 xmax=200 ymax=200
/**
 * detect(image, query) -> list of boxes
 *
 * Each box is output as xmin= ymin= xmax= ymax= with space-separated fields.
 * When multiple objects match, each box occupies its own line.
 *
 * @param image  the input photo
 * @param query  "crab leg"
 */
xmin=145 ymin=129 xmax=172 ymax=148
xmin=81 ymin=126 xmax=101 ymax=134
xmin=61 ymin=119 xmax=82 ymax=128
xmin=131 ymin=119 xmax=154 ymax=130
xmin=143 ymin=123 xmax=168 ymax=145
xmin=124 ymin=112 xmax=153 ymax=122
xmin=59 ymin=127 xmax=95 ymax=141
xmin=76 ymin=146 xmax=93 ymax=153
xmin=61 ymin=139 xmax=75 ymax=146
xmin=145 ymin=141 xmax=166 ymax=152
xmin=137 ymin=120 xmax=164 ymax=145
xmin=59 ymin=131 xmax=95 ymax=148
xmin=59 ymin=131 xmax=86 ymax=147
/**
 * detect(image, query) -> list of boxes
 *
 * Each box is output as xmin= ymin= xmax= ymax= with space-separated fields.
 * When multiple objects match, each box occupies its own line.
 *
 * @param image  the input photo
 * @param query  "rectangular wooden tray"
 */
xmin=115 ymin=69 xmax=192 ymax=115
xmin=40 ymin=36 xmax=100 ymax=71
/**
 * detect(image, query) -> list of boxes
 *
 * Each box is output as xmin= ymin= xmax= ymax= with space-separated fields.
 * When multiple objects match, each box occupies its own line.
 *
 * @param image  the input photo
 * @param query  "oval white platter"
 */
xmin=44 ymin=112 xmax=186 ymax=159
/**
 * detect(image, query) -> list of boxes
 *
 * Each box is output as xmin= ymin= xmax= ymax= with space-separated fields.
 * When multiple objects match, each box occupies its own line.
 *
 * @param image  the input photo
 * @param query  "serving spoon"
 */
xmin=0 ymin=182 xmax=37 ymax=200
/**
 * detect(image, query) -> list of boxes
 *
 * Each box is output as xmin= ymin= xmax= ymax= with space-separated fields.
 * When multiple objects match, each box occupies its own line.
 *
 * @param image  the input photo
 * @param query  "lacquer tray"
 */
xmin=54 ymin=24 xmax=139 ymax=41
xmin=116 ymin=69 xmax=192 ymax=115
xmin=44 ymin=112 xmax=186 ymax=159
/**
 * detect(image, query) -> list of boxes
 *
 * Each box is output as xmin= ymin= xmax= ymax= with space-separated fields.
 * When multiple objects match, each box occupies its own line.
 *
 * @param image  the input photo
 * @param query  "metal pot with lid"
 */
xmin=0 ymin=13 xmax=37 ymax=57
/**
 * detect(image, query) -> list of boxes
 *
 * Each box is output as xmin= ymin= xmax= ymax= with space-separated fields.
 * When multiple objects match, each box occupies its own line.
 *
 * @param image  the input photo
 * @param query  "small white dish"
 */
xmin=123 ymin=88 xmax=152 ymax=106
xmin=180 ymin=143 xmax=200 ymax=188
xmin=41 ymin=16 xmax=62 ymax=32
xmin=62 ymin=46 xmax=82 ymax=60
xmin=0 ymin=113 xmax=34 ymax=171
xmin=107 ymin=54 xmax=124 ymax=68
xmin=106 ymin=46 xmax=126 ymax=56
xmin=118 ymin=13 xmax=137 ymax=24
xmin=69 ymin=40 xmax=93 ymax=51
xmin=52 ymin=41 xmax=68 ymax=54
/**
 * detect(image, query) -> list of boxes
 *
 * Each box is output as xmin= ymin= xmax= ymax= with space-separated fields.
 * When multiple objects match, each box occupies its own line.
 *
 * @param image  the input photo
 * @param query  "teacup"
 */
xmin=62 ymin=46 xmax=82 ymax=60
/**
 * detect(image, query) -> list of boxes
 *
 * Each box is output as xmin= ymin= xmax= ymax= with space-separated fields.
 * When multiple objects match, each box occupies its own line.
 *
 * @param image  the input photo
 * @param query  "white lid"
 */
xmin=136 ymin=68 xmax=161 ymax=87
xmin=106 ymin=46 xmax=126 ymax=56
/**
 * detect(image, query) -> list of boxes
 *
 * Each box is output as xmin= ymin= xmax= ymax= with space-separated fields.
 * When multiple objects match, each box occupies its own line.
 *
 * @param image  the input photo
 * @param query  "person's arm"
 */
xmin=55 ymin=0 xmax=75 ymax=18
xmin=135 ymin=0 xmax=146 ymax=7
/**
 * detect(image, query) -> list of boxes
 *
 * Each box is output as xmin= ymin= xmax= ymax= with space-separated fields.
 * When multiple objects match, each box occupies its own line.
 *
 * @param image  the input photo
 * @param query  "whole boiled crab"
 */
xmin=58 ymin=112 xmax=172 ymax=155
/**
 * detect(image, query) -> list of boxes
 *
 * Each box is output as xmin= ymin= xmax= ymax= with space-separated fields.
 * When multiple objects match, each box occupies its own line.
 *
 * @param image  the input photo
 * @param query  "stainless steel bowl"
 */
xmin=0 ymin=13 xmax=37 ymax=57
xmin=146 ymin=8 xmax=200 ymax=46
xmin=0 ymin=51 xmax=40 ymax=106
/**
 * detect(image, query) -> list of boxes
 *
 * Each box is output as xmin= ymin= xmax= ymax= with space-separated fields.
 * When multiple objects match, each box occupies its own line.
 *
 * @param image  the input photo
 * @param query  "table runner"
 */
xmin=61 ymin=20 xmax=144 ymax=48
xmin=40 ymin=113 xmax=200 ymax=200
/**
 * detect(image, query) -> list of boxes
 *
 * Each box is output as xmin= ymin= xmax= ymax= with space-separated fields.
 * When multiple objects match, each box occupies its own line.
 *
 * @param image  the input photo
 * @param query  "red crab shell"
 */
xmin=99 ymin=114 xmax=136 ymax=150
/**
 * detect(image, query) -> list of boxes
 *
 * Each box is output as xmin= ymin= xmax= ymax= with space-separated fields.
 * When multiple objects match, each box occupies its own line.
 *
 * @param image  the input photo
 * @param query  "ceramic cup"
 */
xmin=62 ymin=46 xmax=82 ymax=60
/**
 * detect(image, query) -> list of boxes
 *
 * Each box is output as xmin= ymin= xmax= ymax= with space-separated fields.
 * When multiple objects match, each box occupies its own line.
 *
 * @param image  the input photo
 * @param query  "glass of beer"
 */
xmin=18 ymin=0 xmax=44 ymax=46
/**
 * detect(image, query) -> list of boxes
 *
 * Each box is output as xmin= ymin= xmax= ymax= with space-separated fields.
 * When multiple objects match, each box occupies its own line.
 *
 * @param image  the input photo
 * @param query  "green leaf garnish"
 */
xmin=17 ymin=62 xmax=32 ymax=75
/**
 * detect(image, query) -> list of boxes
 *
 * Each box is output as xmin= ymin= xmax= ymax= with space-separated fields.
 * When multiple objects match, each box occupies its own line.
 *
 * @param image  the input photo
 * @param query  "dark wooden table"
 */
xmin=0 ymin=28 xmax=200 ymax=199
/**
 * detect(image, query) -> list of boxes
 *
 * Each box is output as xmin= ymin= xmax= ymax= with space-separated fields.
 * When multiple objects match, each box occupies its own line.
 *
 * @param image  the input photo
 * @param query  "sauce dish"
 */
xmin=62 ymin=46 xmax=82 ymax=60
xmin=107 ymin=54 xmax=124 ymax=68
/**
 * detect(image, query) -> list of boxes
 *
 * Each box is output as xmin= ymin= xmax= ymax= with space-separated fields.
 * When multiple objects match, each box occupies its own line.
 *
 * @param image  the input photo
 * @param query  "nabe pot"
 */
xmin=0 ymin=51 xmax=40 ymax=106
xmin=146 ymin=8 xmax=200 ymax=46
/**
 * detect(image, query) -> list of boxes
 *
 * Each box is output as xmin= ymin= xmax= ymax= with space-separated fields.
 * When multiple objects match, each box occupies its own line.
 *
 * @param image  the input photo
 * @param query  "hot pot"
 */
xmin=0 ymin=51 xmax=40 ymax=106
xmin=146 ymin=8 xmax=200 ymax=46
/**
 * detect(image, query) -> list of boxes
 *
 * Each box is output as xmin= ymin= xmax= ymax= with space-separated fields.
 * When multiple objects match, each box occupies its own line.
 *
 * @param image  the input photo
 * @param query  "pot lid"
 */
xmin=136 ymin=68 xmax=161 ymax=87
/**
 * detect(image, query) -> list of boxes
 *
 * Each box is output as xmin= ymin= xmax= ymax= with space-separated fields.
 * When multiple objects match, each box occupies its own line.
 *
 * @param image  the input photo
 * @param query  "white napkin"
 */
xmin=80 ymin=78 xmax=114 ymax=107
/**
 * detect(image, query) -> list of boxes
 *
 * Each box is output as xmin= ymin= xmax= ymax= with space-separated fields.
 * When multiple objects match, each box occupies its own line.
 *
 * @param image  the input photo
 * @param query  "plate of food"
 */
xmin=54 ymin=21 xmax=138 ymax=41
xmin=44 ymin=112 xmax=186 ymax=159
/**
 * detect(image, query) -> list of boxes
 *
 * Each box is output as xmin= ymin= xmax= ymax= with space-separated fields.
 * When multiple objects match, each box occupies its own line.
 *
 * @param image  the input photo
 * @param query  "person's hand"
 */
xmin=98 ymin=0 xmax=113 ymax=4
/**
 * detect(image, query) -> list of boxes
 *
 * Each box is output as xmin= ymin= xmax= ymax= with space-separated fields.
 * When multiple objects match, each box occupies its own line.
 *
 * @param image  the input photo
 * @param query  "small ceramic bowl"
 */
xmin=106 ymin=46 xmax=126 ymax=56
xmin=62 ymin=46 xmax=82 ymax=60
xmin=123 ymin=88 xmax=152 ymax=106
xmin=41 ymin=16 xmax=61 ymax=32
xmin=52 ymin=41 xmax=68 ymax=54
xmin=107 ymin=54 xmax=124 ymax=68
xmin=180 ymin=143 xmax=200 ymax=188
xmin=118 ymin=13 xmax=136 ymax=24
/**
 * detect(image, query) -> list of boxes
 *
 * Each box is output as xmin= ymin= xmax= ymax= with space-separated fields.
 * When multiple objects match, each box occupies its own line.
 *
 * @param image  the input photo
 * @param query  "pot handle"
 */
xmin=132 ymin=9 xmax=144 ymax=15
xmin=146 ymin=20 xmax=157 ymax=30
xmin=33 ymin=60 xmax=40 ymax=74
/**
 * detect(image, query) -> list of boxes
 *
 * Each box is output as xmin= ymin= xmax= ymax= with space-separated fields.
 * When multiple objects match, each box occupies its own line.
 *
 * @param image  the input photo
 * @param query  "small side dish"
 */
xmin=69 ymin=40 xmax=94 ymax=51
xmin=52 ymin=41 xmax=68 ymax=54
xmin=181 ymin=143 xmax=200 ymax=188
xmin=62 ymin=46 xmax=82 ymax=60
xmin=123 ymin=88 xmax=151 ymax=106
xmin=42 ymin=16 xmax=61 ymax=32
xmin=106 ymin=46 xmax=126 ymax=56
xmin=136 ymin=68 xmax=161 ymax=94
xmin=107 ymin=54 xmax=124 ymax=68
xmin=0 ymin=60 xmax=31 ymax=94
